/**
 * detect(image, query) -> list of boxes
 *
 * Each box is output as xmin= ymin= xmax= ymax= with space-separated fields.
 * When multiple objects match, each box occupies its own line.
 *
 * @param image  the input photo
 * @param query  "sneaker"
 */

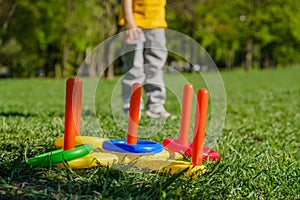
xmin=146 ymin=105 xmax=171 ymax=119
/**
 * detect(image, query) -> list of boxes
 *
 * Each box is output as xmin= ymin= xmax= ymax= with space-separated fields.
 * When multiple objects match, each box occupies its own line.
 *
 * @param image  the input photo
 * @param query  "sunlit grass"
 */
xmin=0 ymin=66 xmax=299 ymax=199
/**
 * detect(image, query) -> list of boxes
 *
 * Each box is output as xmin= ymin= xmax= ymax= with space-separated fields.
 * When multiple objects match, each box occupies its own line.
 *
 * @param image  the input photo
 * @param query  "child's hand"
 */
xmin=125 ymin=27 xmax=145 ymax=44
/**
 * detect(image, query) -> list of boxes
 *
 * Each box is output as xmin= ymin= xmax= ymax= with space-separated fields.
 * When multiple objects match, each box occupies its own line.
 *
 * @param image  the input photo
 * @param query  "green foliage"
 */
xmin=0 ymin=0 xmax=119 ymax=77
xmin=167 ymin=0 xmax=300 ymax=69
xmin=1 ymin=0 xmax=300 ymax=76
xmin=0 ymin=67 xmax=300 ymax=198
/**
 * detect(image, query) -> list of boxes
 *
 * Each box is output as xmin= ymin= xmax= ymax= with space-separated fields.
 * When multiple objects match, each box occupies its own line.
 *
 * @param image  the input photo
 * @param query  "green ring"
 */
xmin=27 ymin=144 xmax=94 ymax=167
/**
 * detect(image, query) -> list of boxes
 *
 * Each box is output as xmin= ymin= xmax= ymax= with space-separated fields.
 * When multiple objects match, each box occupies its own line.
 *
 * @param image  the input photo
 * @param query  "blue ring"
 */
xmin=102 ymin=139 xmax=163 ymax=153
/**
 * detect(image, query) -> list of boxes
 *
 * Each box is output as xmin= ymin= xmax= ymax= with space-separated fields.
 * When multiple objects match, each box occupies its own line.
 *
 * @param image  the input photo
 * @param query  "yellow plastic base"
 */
xmin=56 ymin=148 xmax=182 ymax=170
xmin=160 ymin=161 xmax=206 ymax=178
xmin=111 ymin=149 xmax=181 ymax=170
xmin=54 ymin=136 xmax=185 ymax=171
xmin=56 ymin=151 xmax=130 ymax=169
xmin=54 ymin=136 xmax=106 ymax=148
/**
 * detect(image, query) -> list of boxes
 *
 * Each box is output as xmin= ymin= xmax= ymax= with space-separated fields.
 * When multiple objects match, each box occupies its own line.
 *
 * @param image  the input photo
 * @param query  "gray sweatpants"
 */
xmin=121 ymin=28 xmax=168 ymax=111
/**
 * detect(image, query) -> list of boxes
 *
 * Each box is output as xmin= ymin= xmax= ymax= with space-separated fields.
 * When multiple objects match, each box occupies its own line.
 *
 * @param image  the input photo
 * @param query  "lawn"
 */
xmin=0 ymin=66 xmax=299 ymax=199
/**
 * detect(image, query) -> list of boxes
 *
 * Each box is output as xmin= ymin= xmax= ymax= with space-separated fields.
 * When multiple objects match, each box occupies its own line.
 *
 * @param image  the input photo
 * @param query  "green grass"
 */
xmin=0 ymin=66 xmax=300 ymax=199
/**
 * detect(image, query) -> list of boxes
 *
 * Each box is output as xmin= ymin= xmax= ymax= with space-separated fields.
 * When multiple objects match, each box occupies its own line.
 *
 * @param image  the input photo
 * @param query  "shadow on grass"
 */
xmin=0 ymin=111 xmax=63 ymax=118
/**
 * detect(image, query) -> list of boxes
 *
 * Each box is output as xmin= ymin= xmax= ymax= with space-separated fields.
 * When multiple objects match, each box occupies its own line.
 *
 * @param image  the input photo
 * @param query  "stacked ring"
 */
xmin=27 ymin=144 xmax=94 ymax=167
xmin=102 ymin=139 xmax=163 ymax=154
xmin=163 ymin=138 xmax=221 ymax=161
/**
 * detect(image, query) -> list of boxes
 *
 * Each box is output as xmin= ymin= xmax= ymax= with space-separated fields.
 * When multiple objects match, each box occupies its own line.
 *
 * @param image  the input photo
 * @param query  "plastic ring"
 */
xmin=163 ymin=138 xmax=190 ymax=154
xmin=196 ymin=145 xmax=221 ymax=161
xmin=27 ymin=144 xmax=94 ymax=167
xmin=56 ymin=151 xmax=121 ymax=169
xmin=102 ymin=139 xmax=163 ymax=154
xmin=163 ymin=138 xmax=221 ymax=161
xmin=54 ymin=136 xmax=106 ymax=148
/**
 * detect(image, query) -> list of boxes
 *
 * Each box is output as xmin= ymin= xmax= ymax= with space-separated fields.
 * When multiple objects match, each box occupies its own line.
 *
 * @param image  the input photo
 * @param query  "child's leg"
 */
xmin=121 ymin=41 xmax=145 ymax=112
xmin=143 ymin=28 xmax=170 ymax=118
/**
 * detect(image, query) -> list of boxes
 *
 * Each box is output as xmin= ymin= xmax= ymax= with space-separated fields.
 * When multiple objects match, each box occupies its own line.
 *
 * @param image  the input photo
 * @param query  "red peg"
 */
xmin=126 ymin=83 xmax=142 ymax=144
xmin=192 ymin=88 xmax=209 ymax=166
xmin=178 ymin=83 xmax=194 ymax=146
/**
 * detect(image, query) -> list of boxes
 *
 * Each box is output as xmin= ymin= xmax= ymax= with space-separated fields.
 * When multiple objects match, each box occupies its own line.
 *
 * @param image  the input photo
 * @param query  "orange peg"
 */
xmin=64 ymin=77 xmax=82 ymax=150
xmin=178 ymin=83 xmax=194 ymax=146
xmin=192 ymin=88 xmax=209 ymax=166
xmin=126 ymin=83 xmax=142 ymax=144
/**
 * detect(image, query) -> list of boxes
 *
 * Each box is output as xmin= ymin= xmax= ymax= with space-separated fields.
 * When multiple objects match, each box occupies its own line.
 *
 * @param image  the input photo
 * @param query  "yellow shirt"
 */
xmin=119 ymin=0 xmax=167 ymax=28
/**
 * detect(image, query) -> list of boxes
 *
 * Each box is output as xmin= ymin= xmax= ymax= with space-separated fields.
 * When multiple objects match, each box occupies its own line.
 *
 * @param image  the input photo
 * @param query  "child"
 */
xmin=119 ymin=0 xmax=171 ymax=118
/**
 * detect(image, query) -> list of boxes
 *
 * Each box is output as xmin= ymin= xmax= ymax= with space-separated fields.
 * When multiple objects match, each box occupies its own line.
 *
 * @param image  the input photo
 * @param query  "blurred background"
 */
xmin=1 ymin=0 xmax=299 ymax=78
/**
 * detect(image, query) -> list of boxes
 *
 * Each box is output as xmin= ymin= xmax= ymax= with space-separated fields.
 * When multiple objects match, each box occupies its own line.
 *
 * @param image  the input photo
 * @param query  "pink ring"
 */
xmin=162 ymin=138 xmax=221 ymax=161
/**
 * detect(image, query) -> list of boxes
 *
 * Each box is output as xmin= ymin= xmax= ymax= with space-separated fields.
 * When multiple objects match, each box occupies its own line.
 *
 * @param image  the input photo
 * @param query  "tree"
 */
xmin=0 ymin=0 xmax=120 ymax=78
xmin=1 ymin=0 xmax=300 ymax=77
xmin=167 ymin=0 xmax=300 ymax=70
